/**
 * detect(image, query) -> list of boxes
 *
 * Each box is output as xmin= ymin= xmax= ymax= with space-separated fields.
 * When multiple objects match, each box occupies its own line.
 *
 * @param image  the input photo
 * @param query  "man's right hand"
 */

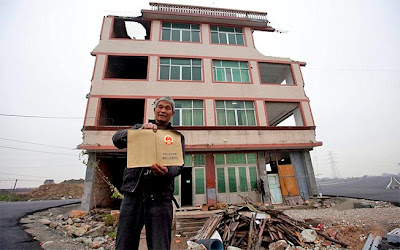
xmin=141 ymin=123 xmax=157 ymax=132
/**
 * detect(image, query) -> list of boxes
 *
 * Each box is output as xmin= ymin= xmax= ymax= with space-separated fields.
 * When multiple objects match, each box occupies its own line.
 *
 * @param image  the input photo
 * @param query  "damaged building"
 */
xmin=79 ymin=2 xmax=322 ymax=211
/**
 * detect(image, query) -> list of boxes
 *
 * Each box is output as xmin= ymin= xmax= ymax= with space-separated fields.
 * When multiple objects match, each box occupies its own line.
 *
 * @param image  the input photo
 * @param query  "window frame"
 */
xmin=212 ymin=60 xmax=251 ymax=83
xmin=215 ymin=100 xmax=257 ymax=126
xmin=172 ymin=100 xmax=205 ymax=126
xmin=159 ymin=57 xmax=202 ymax=81
xmin=161 ymin=22 xmax=201 ymax=43
xmin=210 ymin=25 xmax=245 ymax=46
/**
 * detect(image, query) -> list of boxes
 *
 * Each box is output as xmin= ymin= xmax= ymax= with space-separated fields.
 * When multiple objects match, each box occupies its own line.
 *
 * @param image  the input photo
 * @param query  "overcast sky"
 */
xmin=0 ymin=0 xmax=399 ymax=189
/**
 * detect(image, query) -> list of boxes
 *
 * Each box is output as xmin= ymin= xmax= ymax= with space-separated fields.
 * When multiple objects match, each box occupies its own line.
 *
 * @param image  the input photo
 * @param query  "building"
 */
xmin=79 ymin=2 xmax=322 ymax=211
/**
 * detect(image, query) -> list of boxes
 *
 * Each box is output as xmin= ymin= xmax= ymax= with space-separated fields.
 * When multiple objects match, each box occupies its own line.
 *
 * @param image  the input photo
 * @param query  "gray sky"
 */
xmin=0 ymin=0 xmax=399 ymax=189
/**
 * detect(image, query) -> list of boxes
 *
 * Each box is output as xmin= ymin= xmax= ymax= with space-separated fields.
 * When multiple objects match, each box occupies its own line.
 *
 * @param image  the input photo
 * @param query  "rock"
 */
xmin=93 ymin=236 xmax=107 ymax=244
xmin=49 ymin=222 xmax=57 ymax=229
xmin=301 ymin=229 xmax=318 ymax=243
xmin=67 ymin=226 xmax=89 ymax=237
xmin=227 ymin=246 xmax=242 ymax=250
xmin=92 ymin=241 xmax=101 ymax=249
xmin=68 ymin=210 xmax=88 ymax=218
xmin=268 ymin=240 xmax=288 ymax=250
xmin=326 ymin=228 xmax=338 ymax=238
xmin=83 ymin=237 xmax=93 ymax=245
xmin=38 ymin=218 xmax=52 ymax=225
xmin=86 ymin=225 xmax=106 ymax=237
xmin=67 ymin=218 xmax=73 ymax=225
xmin=187 ymin=240 xmax=207 ymax=250
xmin=73 ymin=218 xmax=82 ymax=223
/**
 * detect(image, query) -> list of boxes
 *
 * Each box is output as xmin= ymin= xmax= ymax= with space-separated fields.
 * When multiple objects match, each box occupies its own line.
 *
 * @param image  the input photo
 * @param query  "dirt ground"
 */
xmin=21 ymin=197 xmax=400 ymax=250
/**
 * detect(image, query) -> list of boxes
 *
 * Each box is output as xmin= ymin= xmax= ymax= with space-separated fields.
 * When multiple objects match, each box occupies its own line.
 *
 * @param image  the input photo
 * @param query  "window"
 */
xmin=105 ymin=56 xmax=148 ymax=79
xmin=258 ymin=63 xmax=294 ymax=85
xmin=161 ymin=22 xmax=200 ymax=42
xmin=265 ymin=102 xmax=304 ymax=126
xmin=172 ymin=100 xmax=204 ymax=126
xmin=210 ymin=26 xmax=244 ymax=45
xmin=98 ymin=99 xmax=144 ymax=126
xmin=213 ymin=60 xmax=250 ymax=83
xmin=159 ymin=58 xmax=202 ymax=81
xmin=216 ymin=100 xmax=256 ymax=126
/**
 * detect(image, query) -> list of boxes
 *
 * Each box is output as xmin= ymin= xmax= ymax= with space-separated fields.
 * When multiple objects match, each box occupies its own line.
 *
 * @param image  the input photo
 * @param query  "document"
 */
xmin=127 ymin=129 xmax=184 ymax=168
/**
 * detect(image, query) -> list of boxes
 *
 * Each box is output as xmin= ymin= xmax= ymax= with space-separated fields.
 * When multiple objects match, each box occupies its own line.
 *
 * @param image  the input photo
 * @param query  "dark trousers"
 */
xmin=116 ymin=191 xmax=173 ymax=250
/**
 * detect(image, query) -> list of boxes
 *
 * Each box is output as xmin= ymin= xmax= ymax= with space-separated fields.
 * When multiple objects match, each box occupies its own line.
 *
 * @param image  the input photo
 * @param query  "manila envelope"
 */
xmin=127 ymin=129 xmax=184 ymax=168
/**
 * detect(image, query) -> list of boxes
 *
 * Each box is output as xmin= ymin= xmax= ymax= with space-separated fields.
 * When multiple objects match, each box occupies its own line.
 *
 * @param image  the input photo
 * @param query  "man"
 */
xmin=113 ymin=96 xmax=185 ymax=250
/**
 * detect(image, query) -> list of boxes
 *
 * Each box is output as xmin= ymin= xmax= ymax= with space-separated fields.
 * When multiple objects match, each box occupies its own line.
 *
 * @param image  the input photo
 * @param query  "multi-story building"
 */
xmin=79 ymin=2 xmax=322 ymax=211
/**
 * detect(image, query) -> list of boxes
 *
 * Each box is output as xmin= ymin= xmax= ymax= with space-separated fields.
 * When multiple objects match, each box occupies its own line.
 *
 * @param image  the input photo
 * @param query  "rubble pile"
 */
xmin=21 ymin=208 xmax=119 ymax=249
xmin=191 ymin=203 xmax=347 ymax=249
xmin=28 ymin=179 xmax=84 ymax=200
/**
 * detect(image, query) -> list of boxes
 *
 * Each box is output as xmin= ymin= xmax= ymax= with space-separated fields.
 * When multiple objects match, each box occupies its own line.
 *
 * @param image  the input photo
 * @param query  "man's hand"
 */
xmin=141 ymin=123 xmax=157 ymax=132
xmin=151 ymin=163 xmax=168 ymax=176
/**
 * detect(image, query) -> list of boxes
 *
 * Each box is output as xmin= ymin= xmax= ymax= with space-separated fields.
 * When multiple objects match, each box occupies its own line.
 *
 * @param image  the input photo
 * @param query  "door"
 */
xmin=181 ymin=167 xmax=192 ymax=206
xmin=267 ymin=174 xmax=283 ymax=204
xmin=277 ymin=164 xmax=300 ymax=196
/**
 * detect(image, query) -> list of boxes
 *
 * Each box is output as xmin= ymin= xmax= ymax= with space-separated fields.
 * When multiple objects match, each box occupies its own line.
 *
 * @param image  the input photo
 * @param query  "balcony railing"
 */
xmin=149 ymin=2 xmax=269 ymax=23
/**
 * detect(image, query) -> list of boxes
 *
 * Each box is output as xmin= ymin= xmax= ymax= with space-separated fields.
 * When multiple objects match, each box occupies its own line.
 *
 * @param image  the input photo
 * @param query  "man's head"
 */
xmin=154 ymin=96 xmax=175 ymax=126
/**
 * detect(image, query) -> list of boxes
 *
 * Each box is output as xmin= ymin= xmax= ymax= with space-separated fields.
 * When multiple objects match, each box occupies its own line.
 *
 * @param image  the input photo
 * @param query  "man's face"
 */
xmin=154 ymin=100 xmax=175 ymax=125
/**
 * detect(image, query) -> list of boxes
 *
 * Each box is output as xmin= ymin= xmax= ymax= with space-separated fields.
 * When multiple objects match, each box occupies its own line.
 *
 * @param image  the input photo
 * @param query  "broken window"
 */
xmin=258 ymin=63 xmax=294 ymax=85
xmin=265 ymin=102 xmax=304 ymax=126
xmin=98 ymin=98 xmax=144 ymax=126
xmin=111 ymin=16 xmax=151 ymax=40
xmin=105 ymin=56 xmax=148 ymax=79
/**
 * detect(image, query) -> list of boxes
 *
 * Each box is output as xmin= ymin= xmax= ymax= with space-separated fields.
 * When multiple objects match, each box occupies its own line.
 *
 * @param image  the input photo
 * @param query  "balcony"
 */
xmin=78 ymin=126 xmax=321 ymax=152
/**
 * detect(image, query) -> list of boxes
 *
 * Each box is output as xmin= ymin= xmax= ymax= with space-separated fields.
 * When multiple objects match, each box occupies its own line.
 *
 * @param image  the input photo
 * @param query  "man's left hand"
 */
xmin=151 ymin=163 xmax=168 ymax=176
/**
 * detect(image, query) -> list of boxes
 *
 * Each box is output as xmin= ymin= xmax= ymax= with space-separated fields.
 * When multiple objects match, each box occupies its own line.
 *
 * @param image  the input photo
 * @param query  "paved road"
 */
xmin=0 ymin=199 xmax=81 ymax=250
xmin=318 ymin=176 xmax=400 ymax=204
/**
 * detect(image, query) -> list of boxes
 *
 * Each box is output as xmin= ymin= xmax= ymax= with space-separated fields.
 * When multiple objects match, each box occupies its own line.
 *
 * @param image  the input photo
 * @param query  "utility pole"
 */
xmin=329 ymin=152 xmax=340 ymax=179
xmin=12 ymin=179 xmax=18 ymax=193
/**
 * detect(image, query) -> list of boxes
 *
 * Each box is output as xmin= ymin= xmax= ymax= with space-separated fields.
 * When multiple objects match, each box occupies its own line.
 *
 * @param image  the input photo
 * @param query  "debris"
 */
xmin=68 ymin=210 xmax=88 ymax=218
xmin=191 ymin=200 xmax=348 ymax=249
xmin=386 ymin=228 xmax=400 ymax=243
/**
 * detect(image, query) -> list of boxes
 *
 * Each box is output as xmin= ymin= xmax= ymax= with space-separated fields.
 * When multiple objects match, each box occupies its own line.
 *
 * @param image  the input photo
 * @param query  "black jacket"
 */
xmin=112 ymin=120 xmax=185 ymax=200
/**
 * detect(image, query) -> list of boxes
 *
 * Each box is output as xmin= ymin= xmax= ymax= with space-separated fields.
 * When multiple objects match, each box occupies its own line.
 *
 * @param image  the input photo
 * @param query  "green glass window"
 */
xmin=238 ymin=167 xmax=248 ymax=192
xmin=226 ymin=153 xmax=246 ymax=165
xmin=217 ymin=168 xmax=226 ymax=193
xmin=212 ymin=60 xmax=249 ymax=83
xmin=215 ymin=100 xmax=256 ymax=126
xmin=195 ymin=168 xmax=205 ymax=194
xmin=161 ymin=22 xmax=201 ymax=42
xmin=228 ymin=167 xmax=237 ymax=192
xmin=249 ymin=166 xmax=258 ymax=191
xmin=174 ymin=177 xmax=179 ymax=195
xmin=160 ymin=58 xmax=202 ymax=81
xmin=214 ymin=154 xmax=225 ymax=165
xmin=194 ymin=154 xmax=205 ymax=165
xmin=171 ymin=100 xmax=204 ymax=126
xmin=210 ymin=25 xmax=244 ymax=45
xmin=247 ymin=153 xmax=257 ymax=164
xmin=184 ymin=154 xmax=193 ymax=166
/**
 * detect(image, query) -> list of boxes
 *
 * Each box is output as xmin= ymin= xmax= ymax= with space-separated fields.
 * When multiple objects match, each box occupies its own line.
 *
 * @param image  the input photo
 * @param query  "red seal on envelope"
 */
xmin=164 ymin=135 xmax=173 ymax=145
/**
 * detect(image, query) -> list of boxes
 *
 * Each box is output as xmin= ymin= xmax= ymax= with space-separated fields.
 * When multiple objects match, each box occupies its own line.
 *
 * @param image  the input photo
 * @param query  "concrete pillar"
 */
xmin=205 ymin=153 xmax=216 ymax=204
xmin=303 ymin=151 xmax=318 ymax=196
xmin=290 ymin=152 xmax=310 ymax=199
xmin=81 ymin=152 xmax=96 ymax=211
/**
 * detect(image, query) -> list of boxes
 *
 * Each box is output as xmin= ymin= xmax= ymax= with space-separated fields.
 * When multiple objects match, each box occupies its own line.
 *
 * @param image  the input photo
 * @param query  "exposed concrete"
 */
xmin=81 ymin=153 xmax=96 ymax=211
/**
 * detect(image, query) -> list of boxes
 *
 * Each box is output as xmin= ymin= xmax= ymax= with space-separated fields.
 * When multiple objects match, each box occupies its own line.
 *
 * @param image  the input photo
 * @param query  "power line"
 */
xmin=0 ymin=146 xmax=78 ymax=156
xmin=0 ymin=137 xmax=75 ymax=150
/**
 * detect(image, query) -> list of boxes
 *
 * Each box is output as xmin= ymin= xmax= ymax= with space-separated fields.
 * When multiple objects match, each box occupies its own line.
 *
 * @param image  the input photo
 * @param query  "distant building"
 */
xmin=43 ymin=179 xmax=55 ymax=185
xmin=79 ymin=2 xmax=322 ymax=211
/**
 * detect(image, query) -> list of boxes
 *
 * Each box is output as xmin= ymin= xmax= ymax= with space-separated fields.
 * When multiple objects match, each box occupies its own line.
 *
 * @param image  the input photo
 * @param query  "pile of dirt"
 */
xmin=28 ymin=179 xmax=84 ymax=200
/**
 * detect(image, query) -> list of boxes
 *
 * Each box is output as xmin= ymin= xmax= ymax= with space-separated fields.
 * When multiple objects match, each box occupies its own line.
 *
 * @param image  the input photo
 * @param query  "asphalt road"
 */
xmin=318 ymin=176 xmax=400 ymax=204
xmin=0 ymin=199 xmax=81 ymax=250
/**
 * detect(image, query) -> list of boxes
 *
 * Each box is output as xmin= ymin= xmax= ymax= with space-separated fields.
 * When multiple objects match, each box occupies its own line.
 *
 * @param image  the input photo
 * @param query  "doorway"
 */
xmin=181 ymin=167 xmax=193 ymax=206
